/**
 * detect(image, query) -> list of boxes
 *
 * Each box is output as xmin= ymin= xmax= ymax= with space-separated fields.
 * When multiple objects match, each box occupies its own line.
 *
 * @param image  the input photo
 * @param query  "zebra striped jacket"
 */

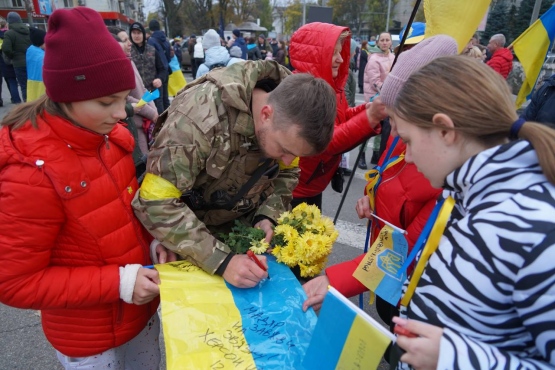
xmin=401 ymin=140 xmax=555 ymax=369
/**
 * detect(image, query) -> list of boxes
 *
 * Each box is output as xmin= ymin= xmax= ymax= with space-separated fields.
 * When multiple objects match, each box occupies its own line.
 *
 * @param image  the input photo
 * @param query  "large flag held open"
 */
xmin=512 ymin=4 xmax=555 ymax=108
xmin=423 ymin=0 xmax=492 ymax=53
xmin=156 ymin=257 xmax=317 ymax=370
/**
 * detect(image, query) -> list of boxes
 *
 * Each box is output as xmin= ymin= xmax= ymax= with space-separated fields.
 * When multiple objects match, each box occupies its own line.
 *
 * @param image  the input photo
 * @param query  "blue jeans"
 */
xmin=14 ymin=66 xmax=27 ymax=102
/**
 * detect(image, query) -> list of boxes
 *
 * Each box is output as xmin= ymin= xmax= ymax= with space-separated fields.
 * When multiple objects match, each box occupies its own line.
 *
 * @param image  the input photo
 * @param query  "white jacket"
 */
xmin=193 ymin=38 xmax=204 ymax=59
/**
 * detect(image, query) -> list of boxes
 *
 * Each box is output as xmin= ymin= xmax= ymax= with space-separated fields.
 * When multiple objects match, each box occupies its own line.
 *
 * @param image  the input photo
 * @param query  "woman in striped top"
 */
xmin=391 ymin=56 xmax=555 ymax=369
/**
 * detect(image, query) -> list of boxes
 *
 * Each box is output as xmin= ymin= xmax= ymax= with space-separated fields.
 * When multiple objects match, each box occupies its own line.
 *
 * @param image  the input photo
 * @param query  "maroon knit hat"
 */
xmin=43 ymin=7 xmax=135 ymax=103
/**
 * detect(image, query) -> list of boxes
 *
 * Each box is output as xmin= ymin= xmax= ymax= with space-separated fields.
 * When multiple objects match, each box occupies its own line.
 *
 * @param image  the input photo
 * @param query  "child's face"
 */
xmin=64 ymin=90 xmax=130 ymax=135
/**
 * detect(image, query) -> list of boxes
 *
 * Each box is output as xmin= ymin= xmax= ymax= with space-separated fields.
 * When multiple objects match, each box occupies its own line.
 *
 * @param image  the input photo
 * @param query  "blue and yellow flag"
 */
xmin=136 ymin=89 xmax=160 ymax=108
xmin=26 ymin=45 xmax=45 ymax=102
xmin=168 ymin=55 xmax=187 ymax=97
xmin=156 ymin=257 xmax=317 ymax=369
xmin=303 ymin=287 xmax=394 ymax=370
xmin=512 ymin=4 xmax=555 ymax=108
xmin=353 ymin=225 xmax=409 ymax=307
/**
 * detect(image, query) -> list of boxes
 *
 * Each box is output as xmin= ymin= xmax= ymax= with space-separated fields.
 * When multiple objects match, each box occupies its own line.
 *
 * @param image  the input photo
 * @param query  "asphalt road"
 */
xmin=0 ymin=76 xmax=389 ymax=369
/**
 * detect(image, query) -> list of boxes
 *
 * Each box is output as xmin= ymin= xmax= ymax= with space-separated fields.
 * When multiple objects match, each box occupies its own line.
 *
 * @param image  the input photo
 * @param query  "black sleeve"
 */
xmin=154 ymin=51 xmax=168 ymax=81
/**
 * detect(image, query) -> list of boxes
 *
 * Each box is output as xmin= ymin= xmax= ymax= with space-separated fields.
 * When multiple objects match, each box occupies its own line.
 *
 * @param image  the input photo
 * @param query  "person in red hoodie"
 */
xmin=0 ymin=7 xmax=174 ymax=369
xmin=301 ymin=36 xmax=458 ymax=331
xmin=288 ymin=23 xmax=385 ymax=209
xmin=486 ymin=33 xmax=513 ymax=79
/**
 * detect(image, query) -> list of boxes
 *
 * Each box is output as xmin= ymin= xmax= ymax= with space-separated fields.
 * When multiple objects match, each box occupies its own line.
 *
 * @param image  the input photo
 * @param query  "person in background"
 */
xmin=359 ymin=31 xmax=394 ymax=170
xmin=274 ymin=40 xmax=286 ymax=66
xmin=288 ymin=22 xmax=384 ymax=210
xmin=257 ymin=33 xmax=271 ymax=60
xmin=193 ymin=35 xmax=204 ymax=77
xmin=391 ymin=55 xmax=555 ymax=370
xmin=26 ymin=27 xmax=46 ymax=102
xmin=173 ymin=36 xmax=183 ymax=65
xmin=341 ymin=39 xmax=360 ymax=177
xmin=247 ymin=36 xmax=261 ymax=61
xmin=129 ymin=22 xmax=166 ymax=114
xmin=229 ymin=45 xmax=242 ymax=59
xmin=270 ymin=37 xmax=279 ymax=55
xmin=109 ymin=26 xmax=158 ymax=159
xmin=188 ymin=34 xmax=196 ymax=75
xmin=231 ymin=29 xmax=248 ymax=59
xmin=0 ymin=7 xmax=175 ymax=369
xmin=2 ymin=12 xmax=31 ymax=102
xmin=521 ymin=73 xmax=555 ymax=126
xmin=132 ymin=63 xmax=337 ymax=290
xmin=147 ymin=19 xmax=171 ymax=112
xmin=486 ymin=33 xmax=513 ymax=79
xmin=196 ymin=29 xmax=242 ymax=79
xmin=357 ymin=40 xmax=369 ymax=94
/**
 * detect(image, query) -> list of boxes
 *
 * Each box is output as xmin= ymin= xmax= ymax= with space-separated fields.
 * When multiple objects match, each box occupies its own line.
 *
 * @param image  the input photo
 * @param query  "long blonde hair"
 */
xmin=1 ymin=95 xmax=72 ymax=130
xmin=394 ymin=55 xmax=555 ymax=185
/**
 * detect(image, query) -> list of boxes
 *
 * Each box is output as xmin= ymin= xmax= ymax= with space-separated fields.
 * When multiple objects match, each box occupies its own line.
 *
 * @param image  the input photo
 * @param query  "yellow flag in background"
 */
xmin=424 ymin=0 xmax=492 ymax=53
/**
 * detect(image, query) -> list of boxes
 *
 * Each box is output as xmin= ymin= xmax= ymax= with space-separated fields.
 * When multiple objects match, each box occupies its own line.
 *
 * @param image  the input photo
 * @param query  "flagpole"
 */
xmin=531 ymin=0 xmax=543 ymax=25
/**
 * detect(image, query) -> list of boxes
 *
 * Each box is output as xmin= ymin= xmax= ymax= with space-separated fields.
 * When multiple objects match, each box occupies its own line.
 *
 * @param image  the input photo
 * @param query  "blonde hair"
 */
xmin=338 ymin=30 xmax=351 ymax=46
xmin=466 ymin=46 xmax=482 ymax=60
xmin=394 ymin=55 xmax=555 ymax=185
xmin=1 ymin=95 xmax=71 ymax=130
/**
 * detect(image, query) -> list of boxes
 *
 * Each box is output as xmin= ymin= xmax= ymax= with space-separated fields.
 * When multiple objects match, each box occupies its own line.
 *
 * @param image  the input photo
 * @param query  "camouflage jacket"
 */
xmin=132 ymin=60 xmax=299 ymax=274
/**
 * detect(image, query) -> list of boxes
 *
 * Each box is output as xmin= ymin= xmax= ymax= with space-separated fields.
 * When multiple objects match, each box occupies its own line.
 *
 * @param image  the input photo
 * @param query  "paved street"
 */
xmin=0 ymin=74 xmax=388 ymax=369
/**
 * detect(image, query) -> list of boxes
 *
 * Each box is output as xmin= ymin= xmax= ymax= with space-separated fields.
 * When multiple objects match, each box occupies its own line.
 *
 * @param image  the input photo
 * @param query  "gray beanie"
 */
xmin=229 ymin=46 xmax=242 ymax=58
xmin=7 ymin=12 xmax=22 ymax=24
xmin=203 ymin=29 xmax=220 ymax=50
xmin=380 ymin=35 xmax=458 ymax=107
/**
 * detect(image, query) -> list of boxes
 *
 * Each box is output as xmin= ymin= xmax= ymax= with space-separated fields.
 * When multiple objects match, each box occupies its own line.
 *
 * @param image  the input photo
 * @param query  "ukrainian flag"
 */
xmin=513 ymin=4 xmax=555 ymax=108
xmin=168 ymin=55 xmax=187 ymax=97
xmin=424 ymin=0 xmax=491 ymax=54
xmin=303 ymin=287 xmax=394 ymax=370
xmin=156 ymin=257 xmax=316 ymax=369
xmin=26 ymin=45 xmax=45 ymax=102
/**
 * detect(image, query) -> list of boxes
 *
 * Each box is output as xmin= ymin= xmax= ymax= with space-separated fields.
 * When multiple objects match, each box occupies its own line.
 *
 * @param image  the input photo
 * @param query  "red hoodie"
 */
xmin=289 ymin=23 xmax=380 ymax=198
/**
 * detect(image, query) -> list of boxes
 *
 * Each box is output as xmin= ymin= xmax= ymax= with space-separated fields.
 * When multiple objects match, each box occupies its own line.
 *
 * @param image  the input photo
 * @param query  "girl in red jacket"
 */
xmin=0 ymin=8 xmax=172 ymax=369
xmin=288 ymin=23 xmax=386 ymax=209
xmin=302 ymin=35 xmax=458 ymax=330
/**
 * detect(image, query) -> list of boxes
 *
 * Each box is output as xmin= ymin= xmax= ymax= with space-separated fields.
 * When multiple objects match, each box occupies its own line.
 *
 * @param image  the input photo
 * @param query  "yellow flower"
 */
xmin=277 ymin=211 xmax=292 ymax=224
xmin=249 ymin=239 xmax=269 ymax=254
xmin=279 ymin=244 xmax=298 ymax=267
xmin=275 ymin=224 xmax=299 ymax=242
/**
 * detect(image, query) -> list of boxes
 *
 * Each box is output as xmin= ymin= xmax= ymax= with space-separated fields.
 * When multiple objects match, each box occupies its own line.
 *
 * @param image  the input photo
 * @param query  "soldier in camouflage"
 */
xmin=132 ymin=60 xmax=337 ymax=288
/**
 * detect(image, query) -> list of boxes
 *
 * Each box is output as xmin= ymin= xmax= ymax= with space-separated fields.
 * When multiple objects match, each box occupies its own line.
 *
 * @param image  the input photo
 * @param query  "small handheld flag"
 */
xmin=136 ymin=89 xmax=160 ymax=108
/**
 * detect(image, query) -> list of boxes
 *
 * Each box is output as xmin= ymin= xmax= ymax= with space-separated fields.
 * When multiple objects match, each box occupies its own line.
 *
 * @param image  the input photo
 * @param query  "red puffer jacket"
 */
xmin=325 ymin=136 xmax=442 ymax=297
xmin=0 ymin=113 xmax=158 ymax=357
xmin=486 ymin=47 xmax=513 ymax=79
xmin=289 ymin=22 xmax=380 ymax=198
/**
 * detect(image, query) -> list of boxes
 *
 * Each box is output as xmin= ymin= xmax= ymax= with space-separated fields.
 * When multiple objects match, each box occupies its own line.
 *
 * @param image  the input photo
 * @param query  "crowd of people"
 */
xmin=0 ymin=6 xmax=554 ymax=370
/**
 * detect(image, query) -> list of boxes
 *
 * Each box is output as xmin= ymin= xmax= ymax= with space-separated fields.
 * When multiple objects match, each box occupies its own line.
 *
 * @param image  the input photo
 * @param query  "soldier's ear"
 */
xmin=260 ymin=105 xmax=274 ymax=125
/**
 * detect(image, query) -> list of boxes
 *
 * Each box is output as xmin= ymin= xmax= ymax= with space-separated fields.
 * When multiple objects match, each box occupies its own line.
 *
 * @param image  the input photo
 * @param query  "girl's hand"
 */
xmin=393 ymin=316 xmax=443 ymax=370
xmin=254 ymin=219 xmax=274 ymax=243
xmin=302 ymin=275 xmax=330 ymax=312
xmin=356 ymin=195 xmax=373 ymax=219
xmin=132 ymin=268 xmax=161 ymax=305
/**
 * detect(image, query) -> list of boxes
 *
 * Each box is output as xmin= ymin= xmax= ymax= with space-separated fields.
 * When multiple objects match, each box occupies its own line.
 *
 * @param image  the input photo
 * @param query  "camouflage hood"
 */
xmin=180 ymin=60 xmax=291 ymax=115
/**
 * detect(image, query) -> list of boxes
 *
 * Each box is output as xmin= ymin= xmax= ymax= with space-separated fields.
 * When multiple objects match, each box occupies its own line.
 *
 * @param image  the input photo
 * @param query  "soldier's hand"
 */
xmin=254 ymin=219 xmax=274 ymax=242
xmin=155 ymin=243 xmax=178 ymax=264
xmin=222 ymin=254 xmax=269 ymax=288
xmin=132 ymin=268 xmax=161 ymax=305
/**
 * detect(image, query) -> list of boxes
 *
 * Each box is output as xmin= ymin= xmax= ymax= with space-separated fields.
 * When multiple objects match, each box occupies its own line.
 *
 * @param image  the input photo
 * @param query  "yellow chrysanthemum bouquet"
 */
xmin=221 ymin=203 xmax=338 ymax=278
xmin=270 ymin=203 xmax=339 ymax=277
